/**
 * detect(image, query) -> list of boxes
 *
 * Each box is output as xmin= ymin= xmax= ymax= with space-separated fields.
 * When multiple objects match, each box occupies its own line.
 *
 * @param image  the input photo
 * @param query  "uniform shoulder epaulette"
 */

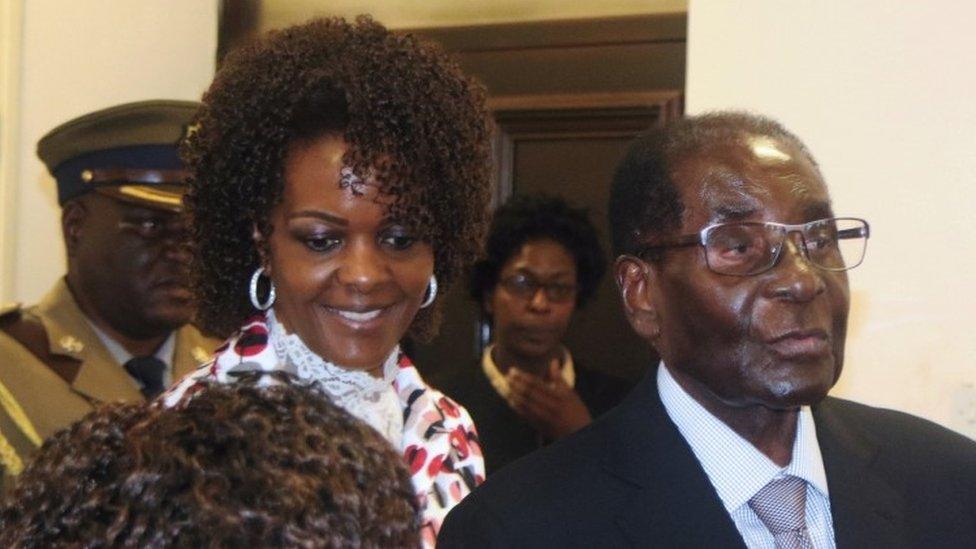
xmin=0 ymin=302 xmax=22 ymax=325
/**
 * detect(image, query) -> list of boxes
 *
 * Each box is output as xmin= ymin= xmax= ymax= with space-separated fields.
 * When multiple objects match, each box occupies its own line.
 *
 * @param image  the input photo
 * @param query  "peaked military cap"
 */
xmin=37 ymin=100 xmax=200 ymax=211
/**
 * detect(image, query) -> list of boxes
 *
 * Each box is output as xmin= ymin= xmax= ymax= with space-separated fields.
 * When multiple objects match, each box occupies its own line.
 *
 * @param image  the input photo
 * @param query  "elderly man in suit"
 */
xmin=438 ymin=112 xmax=976 ymax=548
xmin=0 ymin=101 xmax=217 ymax=479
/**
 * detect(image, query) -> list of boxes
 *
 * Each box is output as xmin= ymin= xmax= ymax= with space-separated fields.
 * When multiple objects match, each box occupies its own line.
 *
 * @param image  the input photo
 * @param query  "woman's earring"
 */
xmin=420 ymin=274 xmax=438 ymax=309
xmin=249 ymin=267 xmax=276 ymax=310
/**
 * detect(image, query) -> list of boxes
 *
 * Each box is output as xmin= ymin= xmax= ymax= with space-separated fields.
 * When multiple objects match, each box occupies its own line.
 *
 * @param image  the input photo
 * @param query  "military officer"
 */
xmin=0 ymin=100 xmax=218 ymax=478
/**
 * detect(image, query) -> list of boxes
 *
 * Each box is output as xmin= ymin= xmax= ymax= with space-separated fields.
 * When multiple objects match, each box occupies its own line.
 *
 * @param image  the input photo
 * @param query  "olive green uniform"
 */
xmin=0 ymin=280 xmax=216 ymax=482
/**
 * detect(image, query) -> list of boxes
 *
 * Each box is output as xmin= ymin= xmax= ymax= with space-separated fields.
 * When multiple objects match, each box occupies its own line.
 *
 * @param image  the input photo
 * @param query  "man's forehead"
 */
xmin=673 ymin=136 xmax=831 ymax=222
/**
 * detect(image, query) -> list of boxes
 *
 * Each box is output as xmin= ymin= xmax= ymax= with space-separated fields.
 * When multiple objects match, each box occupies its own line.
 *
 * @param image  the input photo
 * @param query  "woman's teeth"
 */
xmin=336 ymin=309 xmax=382 ymax=322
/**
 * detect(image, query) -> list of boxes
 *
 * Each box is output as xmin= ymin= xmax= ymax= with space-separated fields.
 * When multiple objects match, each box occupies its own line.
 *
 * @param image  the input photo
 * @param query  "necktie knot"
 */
xmin=749 ymin=475 xmax=812 ymax=549
xmin=124 ymin=356 xmax=166 ymax=398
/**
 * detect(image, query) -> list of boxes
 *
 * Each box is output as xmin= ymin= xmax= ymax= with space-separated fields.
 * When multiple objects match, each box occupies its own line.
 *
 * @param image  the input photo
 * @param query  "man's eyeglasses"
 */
xmin=636 ymin=217 xmax=870 ymax=276
xmin=499 ymin=273 xmax=578 ymax=303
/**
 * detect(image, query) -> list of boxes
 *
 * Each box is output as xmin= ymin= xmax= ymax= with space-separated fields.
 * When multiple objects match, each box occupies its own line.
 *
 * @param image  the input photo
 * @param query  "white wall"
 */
xmin=687 ymin=1 xmax=976 ymax=437
xmin=0 ymin=0 xmax=218 ymax=304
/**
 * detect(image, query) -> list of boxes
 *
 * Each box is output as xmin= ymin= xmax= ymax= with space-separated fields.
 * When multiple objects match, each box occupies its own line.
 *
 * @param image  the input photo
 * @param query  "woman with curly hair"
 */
xmin=163 ymin=16 xmax=491 ymax=543
xmin=440 ymin=193 xmax=633 ymax=475
xmin=0 ymin=381 xmax=420 ymax=547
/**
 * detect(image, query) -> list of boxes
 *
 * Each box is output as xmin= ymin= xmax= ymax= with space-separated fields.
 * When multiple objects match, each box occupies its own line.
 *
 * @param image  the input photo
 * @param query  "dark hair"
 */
xmin=183 ymin=16 xmax=492 ymax=340
xmin=470 ymin=193 xmax=606 ymax=309
xmin=608 ymin=111 xmax=821 ymax=257
xmin=0 ymin=382 xmax=420 ymax=547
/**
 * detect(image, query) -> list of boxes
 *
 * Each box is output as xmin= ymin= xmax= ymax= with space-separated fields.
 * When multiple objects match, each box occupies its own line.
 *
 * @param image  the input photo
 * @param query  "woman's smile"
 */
xmin=320 ymin=302 xmax=398 ymax=329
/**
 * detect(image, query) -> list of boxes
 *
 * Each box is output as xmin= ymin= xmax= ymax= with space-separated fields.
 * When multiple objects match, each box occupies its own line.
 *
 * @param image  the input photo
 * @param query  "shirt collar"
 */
xmin=86 ymin=318 xmax=175 ymax=368
xmin=482 ymin=344 xmax=575 ymax=401
xmin=657 ymin=363 xmax=829 ymax=512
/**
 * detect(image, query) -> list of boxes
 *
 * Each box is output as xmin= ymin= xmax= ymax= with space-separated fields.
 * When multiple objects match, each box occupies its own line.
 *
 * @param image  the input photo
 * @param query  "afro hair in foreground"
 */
xmin=0 ymin=381 xmax=419 ymax=547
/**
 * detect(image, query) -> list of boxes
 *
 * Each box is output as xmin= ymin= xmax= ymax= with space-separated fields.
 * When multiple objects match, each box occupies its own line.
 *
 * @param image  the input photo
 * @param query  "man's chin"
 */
xmin=513 ymin=337 xmax=560 ymax=358
xmin=762 ymin=356 xmax=839 ymax=404
xmin=143 ymin=308 xmax=193 ymax=333
xmin=761 ymin=380 xmax=833 ymax=409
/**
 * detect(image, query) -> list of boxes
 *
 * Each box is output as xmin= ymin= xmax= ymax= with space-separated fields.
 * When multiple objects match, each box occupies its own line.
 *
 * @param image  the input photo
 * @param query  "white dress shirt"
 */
xmin=88 ymin=320 xmax=176 ymax=389
xmin=657 ymin=363 xmax=836 ymax=549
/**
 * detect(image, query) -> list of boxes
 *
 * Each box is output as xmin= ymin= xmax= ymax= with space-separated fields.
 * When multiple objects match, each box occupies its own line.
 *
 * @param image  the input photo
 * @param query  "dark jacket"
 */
xmin=438 ymin=368 xmax=976 ymax=548
xmin=439 ymin=353 xmax=633 ymax=475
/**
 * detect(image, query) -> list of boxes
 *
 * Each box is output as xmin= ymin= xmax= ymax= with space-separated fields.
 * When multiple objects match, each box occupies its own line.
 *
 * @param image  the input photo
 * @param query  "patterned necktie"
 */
xmin=124 ymin=356 xmax=167 ymax=398
xmin=748 ymin=475 xmax=814 ymax=549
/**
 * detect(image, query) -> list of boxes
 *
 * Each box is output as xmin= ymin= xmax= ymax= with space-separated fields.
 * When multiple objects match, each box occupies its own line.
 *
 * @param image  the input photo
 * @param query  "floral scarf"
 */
xmin=163 ymin=312 xmax=485 ymax=546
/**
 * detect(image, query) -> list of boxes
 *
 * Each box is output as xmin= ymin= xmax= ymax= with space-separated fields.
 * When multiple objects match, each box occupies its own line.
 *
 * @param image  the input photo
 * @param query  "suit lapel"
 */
xmin=601 ymin=375 xmax=911 ymax=548
xmin=606 ymin=372 xmax=746 ymax=548
xmin=814 ymin=399 xmax=909 ymax=548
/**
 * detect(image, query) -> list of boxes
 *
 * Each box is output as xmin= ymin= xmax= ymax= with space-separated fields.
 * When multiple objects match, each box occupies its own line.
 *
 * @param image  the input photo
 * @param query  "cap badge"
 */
xmin=183 ymin=122 xmax=201 ymax=141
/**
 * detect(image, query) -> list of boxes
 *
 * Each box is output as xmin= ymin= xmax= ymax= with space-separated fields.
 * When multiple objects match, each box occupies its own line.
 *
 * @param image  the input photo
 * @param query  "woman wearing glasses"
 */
xmin=441 ymin=194 xmax=632 ymax=475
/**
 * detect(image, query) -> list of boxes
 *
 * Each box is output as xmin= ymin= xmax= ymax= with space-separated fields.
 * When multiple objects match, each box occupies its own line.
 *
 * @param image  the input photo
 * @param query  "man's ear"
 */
xmin=614 ymin=255 xmax=661 ymax=341
xmin=61 ymin=200 xmax=88 ymax=257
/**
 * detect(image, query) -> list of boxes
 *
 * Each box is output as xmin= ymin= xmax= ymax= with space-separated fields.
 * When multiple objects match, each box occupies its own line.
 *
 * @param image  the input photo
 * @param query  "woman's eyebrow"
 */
xmin=288 ymin=210 xmax=348 ymax=226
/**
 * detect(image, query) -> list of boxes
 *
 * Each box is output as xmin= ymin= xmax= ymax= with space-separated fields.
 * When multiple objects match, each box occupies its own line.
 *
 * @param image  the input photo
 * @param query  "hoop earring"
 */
xmin=249 ymin=267 xmax=276 ymax=311
xmin=420 ymin=274 xmax=438 ymax=309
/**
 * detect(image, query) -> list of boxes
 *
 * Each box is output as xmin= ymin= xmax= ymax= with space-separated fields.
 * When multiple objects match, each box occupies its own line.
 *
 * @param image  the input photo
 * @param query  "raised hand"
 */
xmin=506 ymin=359 xmax=592 ymax=440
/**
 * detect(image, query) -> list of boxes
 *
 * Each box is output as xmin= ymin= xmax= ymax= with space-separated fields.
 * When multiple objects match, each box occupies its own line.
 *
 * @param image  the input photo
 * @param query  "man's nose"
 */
xmin=766 ymin=236 xmax=826 ymax=301
xmin=161 ymin=227 xmax=191 ymax=265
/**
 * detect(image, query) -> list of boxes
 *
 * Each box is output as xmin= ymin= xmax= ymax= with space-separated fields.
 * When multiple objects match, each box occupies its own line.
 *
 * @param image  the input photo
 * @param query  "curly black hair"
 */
xmin=183 ymin=16 xmax=492 ymax=339
xmin=608 ymin=111 xmax=821 ymax=258
xmin=0 ymin=382 xmax=419 ymax=548
xmin=470 ymin=193 xmax=606 ymax=309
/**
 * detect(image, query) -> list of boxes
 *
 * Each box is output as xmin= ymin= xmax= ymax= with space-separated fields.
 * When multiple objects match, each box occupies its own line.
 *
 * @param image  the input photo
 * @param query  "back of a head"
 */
xmin=608 ymin=111 xmax=819 ymax=257
xmin=0 ymin=381 xmax=419 ymax=547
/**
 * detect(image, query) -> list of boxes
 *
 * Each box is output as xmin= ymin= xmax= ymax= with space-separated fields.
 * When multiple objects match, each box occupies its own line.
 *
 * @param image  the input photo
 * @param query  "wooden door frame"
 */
xmin=490 ymin=91 xmax=683 ymax=202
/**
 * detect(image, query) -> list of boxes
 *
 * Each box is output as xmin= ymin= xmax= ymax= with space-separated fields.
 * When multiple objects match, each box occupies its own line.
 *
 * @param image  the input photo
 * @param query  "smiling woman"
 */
xmin=265 ymin=135 xmax=435 ymax=373
xmin=163 ymin=16 xmax=492 ymax=545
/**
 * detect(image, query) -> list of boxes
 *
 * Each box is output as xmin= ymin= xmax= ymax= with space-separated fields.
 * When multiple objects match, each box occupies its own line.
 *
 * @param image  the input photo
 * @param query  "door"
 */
xmin=407 ymin=15 xmax=686 ymax=387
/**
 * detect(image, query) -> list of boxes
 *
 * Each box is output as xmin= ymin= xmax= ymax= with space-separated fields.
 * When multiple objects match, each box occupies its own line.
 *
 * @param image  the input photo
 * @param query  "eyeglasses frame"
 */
xmin=497 ymin=274 xmax=579 ymax=303
xmin=634 ymin=216 xmax=870 ymax=277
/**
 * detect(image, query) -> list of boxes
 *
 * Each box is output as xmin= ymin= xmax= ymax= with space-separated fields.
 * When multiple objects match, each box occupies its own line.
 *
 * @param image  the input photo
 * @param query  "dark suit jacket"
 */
xmin=438 ymin=369 xmax=976 ymax=548
xmin=439 ymin=358 xmax=634 ymax=475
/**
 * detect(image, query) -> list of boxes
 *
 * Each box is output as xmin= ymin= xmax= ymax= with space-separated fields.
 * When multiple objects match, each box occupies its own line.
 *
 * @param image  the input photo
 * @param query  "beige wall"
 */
xmin=259 ymin=0 xmax=686 ymax=30
xmin=0 ymin=0 xmax=218 ymax=304
xmin=687 ymin=1 xmax=976 ymax=438
xmin=0 ymin=0 xmax=24 ymax=301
